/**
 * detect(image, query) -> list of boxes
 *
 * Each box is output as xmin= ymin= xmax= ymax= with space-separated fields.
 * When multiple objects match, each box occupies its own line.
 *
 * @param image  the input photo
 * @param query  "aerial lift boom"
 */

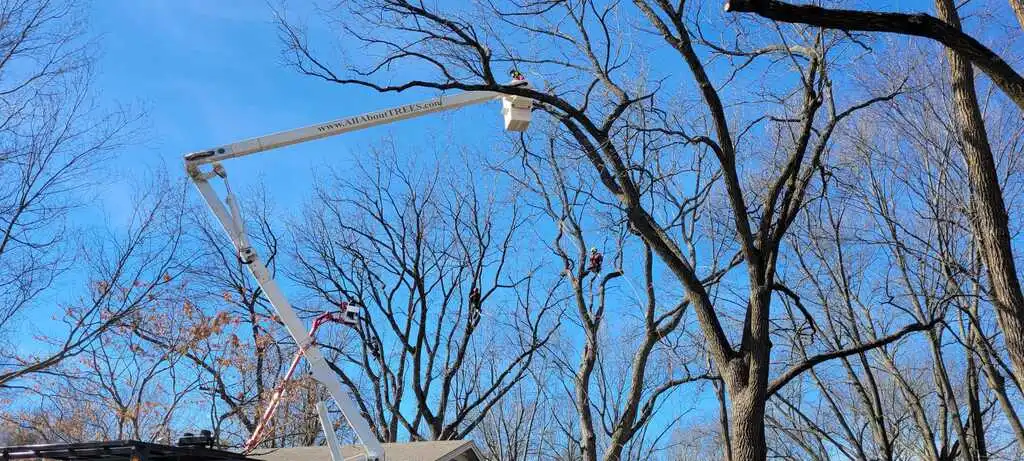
xmin=183 ymin=81 xmax=533 ymax=461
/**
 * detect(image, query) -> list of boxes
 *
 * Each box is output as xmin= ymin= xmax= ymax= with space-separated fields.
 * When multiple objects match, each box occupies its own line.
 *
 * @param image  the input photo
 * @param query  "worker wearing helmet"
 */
xmin=588 ymin=248 xmax=603 ymax=274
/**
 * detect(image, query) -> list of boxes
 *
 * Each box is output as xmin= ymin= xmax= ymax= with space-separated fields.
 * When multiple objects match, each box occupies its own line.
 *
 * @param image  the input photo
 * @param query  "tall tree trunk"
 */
xmin=577 ymin=326 xmax=599 ymax=461
xmin=838 ymin=266 xmax=894 ymax=460
xmin=965 ymin=332 xmax=988 ymax=461
xmin=928 ymin=332 xmax=973 ymax=460
xmin=945 ymin=257 xmax=1023 ymax=453
xmin=878 ymin=350 xmax=942 ymax=461
xmin=714 ymin=376 xmax=734 ymax=461
xmin=934 ymin=0 xmax=1024 ymax=389
xmin=1011 ymin=0 xmax=1024 ymax=31
xmin=728 ymin=287 xmax=771 ymax=461
xmin=976 ymin=327 xmax=1024 ymax=448
xmin=729 ymin=385 xmax=768 ymax=461
xmin=971 ymin=291 xmax=1024 ymax=450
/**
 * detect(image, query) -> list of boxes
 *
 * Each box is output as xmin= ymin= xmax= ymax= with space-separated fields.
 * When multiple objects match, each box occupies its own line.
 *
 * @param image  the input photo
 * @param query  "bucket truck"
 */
xmin=183 ymin=80 xmax=534 ymax=461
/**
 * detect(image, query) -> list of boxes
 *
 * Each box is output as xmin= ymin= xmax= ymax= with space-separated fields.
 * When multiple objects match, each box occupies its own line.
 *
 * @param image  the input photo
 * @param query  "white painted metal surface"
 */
xmin=185 ymin=82 xmax=532 ymax=166
xmin=317 ymin=402 xmax=344 ymax=461
xmin=502 ymin=94 xmax=533 ymax=131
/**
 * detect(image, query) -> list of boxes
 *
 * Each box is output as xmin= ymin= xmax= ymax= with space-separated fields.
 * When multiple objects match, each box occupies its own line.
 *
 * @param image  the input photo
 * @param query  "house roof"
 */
xmin=250 ymin=441 xmax=482 ymax=461
xmin=0 ymin=441 xmax=253 ymax=461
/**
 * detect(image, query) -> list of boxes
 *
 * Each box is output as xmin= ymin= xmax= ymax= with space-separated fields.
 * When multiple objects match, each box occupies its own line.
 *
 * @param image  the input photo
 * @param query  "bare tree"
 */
xmin=291 ymin=146 xmax=558 ymax=443
xmin=502 ymin=132 xmax=719 ymax=460
xmin=0 ymin=0 xmax=136 ymax=387
xmin=760 ymin=43 xmax=1024 ymax=457
xmin=476 ymin=370 xmax=553 ymax=460
xmin=0 ymin=175 xmax=192 ymax=442
xmin=273 ymin=2 xmax=941 ymax=459
xmin=4 ymin=2 xmax=1021 ymax=460
xmin=11 ymin=315 xmax=200 ymax=443
xmin=721 ymin=0 xmax=1024 ymax=111
xmin=931 ymin=0 xmax=1024 ymax=395
xmin=721 ymin=0 xmax=1024 ymax=395
xmin=127 ymin=188 xmax=323 ymax=449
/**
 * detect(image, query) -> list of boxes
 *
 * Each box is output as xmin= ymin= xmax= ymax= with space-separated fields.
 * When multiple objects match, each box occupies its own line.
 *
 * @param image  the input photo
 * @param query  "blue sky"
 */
xmin=69 ymin=0 xmax=1017 ymax=444
xmin=75 ymin=0 xmax=677 ymax=436
xmin=88 ymin=0 xmax=507 ymax=221
xmin=14 ymin=0 xmax=1016 ymax=450
xmin=84 ymin=0 xmax=980 ymax=216
xmin=70 ymin=0 xmax=810 ymax=436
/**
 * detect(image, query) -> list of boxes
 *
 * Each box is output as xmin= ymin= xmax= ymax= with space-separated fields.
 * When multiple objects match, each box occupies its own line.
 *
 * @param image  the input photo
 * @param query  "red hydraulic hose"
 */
xmin=243 ymin=309 xmax=352 ymax=452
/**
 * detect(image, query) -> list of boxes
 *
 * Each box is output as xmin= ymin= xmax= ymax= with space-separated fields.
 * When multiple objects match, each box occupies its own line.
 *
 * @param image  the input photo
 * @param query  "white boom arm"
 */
xmin=183 ymin=82 xmax=533 ymax=461
xmin=185 ymin=82 xmax=533 ymax=166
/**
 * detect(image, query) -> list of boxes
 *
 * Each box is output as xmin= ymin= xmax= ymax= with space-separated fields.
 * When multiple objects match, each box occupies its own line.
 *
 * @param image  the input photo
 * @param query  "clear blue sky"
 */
xmin=83 ymin=0 xmax=968 ymax=217
xmin=74 ymin=0 xmax=1006 ymax=442
xmin=43 ymin=1 xmax=568 ymax=436
xmin=88 ymin=0 xmax=504 ymax=222
xmin=71 ymin=0 xmax=841 ymax=435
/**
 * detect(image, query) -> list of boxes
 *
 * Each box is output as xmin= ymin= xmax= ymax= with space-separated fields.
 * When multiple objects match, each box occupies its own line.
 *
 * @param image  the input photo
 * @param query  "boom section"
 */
xmin=185 ymin=89 xmax=510 ymax=166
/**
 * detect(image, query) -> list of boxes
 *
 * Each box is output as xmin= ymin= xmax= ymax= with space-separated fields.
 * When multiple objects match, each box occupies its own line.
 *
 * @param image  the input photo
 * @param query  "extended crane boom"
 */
xmin=183 ymin=81 xmax=533 ymax=461
xmin=185 ymin=82 xmax=532 ymax=166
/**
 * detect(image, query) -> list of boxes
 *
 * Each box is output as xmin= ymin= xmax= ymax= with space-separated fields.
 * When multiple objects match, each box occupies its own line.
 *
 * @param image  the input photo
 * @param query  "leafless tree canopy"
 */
xmin=0 ymin=0 xmax=143 ymax=388
xmin=2 ymin=1 xmax=1024 ymax=460
xmin=291 ymin=147 xmax=558 ymax=443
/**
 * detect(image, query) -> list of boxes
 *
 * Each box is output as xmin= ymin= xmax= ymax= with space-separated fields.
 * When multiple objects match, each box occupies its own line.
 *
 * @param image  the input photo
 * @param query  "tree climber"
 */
xmin=588 ymin=248 xmax=603 ymax=274
xmin=469 ymin=286 xmax=482 ymax=323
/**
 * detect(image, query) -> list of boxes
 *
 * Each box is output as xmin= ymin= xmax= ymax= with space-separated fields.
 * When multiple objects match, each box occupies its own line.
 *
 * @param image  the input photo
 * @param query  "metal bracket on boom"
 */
xmin=183 ymin=80 xmax=535 ymax=461
xmin=187 ymin=162 xmax=256 ymax=265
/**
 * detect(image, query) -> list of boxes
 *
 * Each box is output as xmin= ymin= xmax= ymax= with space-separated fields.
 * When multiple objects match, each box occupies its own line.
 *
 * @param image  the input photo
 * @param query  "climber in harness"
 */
xmin=588 ymin=248 xmax=603 ymax=275
xmin=509 ymin=68 xmax=526 ymax=81
xmin=468 ymin=286 xmax=482 ymax=323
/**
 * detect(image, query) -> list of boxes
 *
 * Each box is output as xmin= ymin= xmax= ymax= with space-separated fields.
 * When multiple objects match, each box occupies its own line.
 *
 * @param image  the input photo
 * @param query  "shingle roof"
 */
xmin=0 ymin=441 xmax=254 ymax=461
xmin=250 ymin=441 xmax=481 ymax=461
